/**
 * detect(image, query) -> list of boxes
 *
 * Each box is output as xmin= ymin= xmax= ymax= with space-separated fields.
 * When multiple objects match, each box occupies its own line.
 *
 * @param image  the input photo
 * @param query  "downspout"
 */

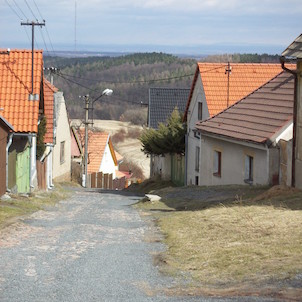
xmin=6 ymin=133 xmax=13 ymax=192
xmin=280 ymin=59 xmax=297 ymax=187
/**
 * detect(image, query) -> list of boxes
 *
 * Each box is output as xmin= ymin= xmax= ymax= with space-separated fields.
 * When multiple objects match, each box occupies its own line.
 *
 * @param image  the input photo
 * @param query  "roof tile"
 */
xmin=185 ymin=63 xmax=295 ymax=119
xmin=196 ymin=71 xmax=294 ymax=145
xmin=0 ymin=49 xmax=43 ymax=133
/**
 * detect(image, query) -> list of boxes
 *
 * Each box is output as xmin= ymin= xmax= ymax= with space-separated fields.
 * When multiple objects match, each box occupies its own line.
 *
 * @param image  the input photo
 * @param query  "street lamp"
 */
xmin=82 ymin=88 xmax=113 ymax=187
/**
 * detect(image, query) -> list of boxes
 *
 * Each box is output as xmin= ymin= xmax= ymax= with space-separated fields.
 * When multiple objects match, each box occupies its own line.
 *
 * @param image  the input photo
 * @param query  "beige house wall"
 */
xmin=53 ymin=92 xmax=71 ymax=181
xmin=186 ymin=74 xmax=210 ymax=185
xmin=199 ymin=135 xmax=278 ymax=186
xmin=295 ymin=61 xmax=302 ymax=189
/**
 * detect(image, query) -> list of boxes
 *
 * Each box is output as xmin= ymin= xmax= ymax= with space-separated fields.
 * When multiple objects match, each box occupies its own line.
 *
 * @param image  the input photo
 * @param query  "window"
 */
xmin=195 ymin=146 xmax=200 ymax=171
xmin=195 ymin=176 xmax=199 ymax=186
xmin=60 ymin=141 xmax=65 ymax=164
xmin=213 ymin=150 xmax=221 ymax=177
xmin=198 ymin=102 xmax=203 ymax=120
xmin=244 ymin=155 xmax=253 ymax=183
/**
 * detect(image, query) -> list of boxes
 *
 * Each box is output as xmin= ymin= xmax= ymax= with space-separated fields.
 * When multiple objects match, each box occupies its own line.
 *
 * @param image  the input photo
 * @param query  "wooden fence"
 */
xmin=88 ymin=172 xmax=126 ymax=190
xmin=37 ymin=160 xmax=47 ymax=190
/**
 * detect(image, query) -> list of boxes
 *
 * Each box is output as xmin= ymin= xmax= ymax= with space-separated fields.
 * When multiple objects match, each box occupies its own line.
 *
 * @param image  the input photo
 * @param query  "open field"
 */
xmin=134 ymin=184 xmax=302 ymax=299
xmin=71 ymin=119 xmax=150 ymax=179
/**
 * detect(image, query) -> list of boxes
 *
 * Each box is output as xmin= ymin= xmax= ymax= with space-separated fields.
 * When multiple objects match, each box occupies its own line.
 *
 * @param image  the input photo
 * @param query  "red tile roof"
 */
xmin=43 ymin=79 xmax=58 ymax=144
xmin=0 ymin=49 xmax=43 ymax=133
xmin=196 ymin=71 xmax=294 ymax=145
xmin=78 ymin=129 xmax=118 ymax=174
xmin=184 ymin=63 xmax=294 ymax=120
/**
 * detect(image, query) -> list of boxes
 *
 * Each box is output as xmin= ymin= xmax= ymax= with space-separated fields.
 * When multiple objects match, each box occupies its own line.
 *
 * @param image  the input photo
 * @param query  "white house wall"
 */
xmin=52 ymin=92 xmax=71 ymax=181
xmin=151 ymin=154 xmax=171 ymax=180
xmin=199 ymin=135 xmax=272 ymax=186
xmin=186 ymin=74 xmax=210 ymax=185
xmin=99 ymin=144 xmax=117 ymax=179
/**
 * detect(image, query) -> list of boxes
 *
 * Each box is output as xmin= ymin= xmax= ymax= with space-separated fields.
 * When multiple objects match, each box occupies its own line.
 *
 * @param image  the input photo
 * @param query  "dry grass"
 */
xmin=136 ymin=185 xmax=302 ymax=287
xmin=0 ymin=184 xmax=70 ymax=228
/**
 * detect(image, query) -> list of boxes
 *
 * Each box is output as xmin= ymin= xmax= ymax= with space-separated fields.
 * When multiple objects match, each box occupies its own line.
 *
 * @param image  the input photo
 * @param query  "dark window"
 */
xmin=195 ymin=146 xmax=200 ymax=171
xmin=198 ymin=102 xmax=203 ymax=120
xmin=245 ymin=155 xmax=253 ymax=183
xmin=213 ymin=150 xmax=221 ymax=177
xmin=195 ymin=176 xmax=199 ymax=186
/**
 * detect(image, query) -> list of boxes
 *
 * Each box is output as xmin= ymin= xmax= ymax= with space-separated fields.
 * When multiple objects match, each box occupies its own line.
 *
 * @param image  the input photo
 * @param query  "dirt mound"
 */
xmin=253 ymin=185 xmax=300 ymax=202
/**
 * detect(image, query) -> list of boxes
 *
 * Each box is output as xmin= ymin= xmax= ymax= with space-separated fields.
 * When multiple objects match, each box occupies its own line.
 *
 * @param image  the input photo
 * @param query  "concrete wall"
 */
xmin=199 ymin=135 xmax=273 ymax=186
xmin=151 ymin=154 xmax=172 ymax=181
xmin=295 ymin=61 xmax=302 ymax=189
xmin=53 ymin=92 xmax=71 ymax=181
xmin=99 ymin=143 xmax=117 ymax=179
xmin=186 ymin=74 xmax=210 ymax=185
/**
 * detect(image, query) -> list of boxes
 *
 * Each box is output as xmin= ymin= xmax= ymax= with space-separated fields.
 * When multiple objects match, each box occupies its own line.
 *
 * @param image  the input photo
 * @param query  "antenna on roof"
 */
xmin=225 ymin=62 xmax=232 ymax=107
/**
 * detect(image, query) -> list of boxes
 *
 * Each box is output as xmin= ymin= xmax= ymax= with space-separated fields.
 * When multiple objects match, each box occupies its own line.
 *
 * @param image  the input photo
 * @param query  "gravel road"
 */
xmin=0 ymin=189 xmax=274 ymax=302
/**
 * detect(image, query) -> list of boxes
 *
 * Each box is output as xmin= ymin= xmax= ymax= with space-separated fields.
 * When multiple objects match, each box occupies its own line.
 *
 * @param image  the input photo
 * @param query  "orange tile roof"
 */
xmin=43 ymin=79 xmax=58 ymax=144
xmin=184 ymin=63 xmax=294 ymax=119
xmin=78 ymin=129 xmax=117 ymax=174
xmin=0 ymin=49 xmax=43 ymax=133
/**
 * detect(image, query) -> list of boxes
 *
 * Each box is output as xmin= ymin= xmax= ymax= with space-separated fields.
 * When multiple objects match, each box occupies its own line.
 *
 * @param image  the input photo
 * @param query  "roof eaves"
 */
xmin=198 ymin=128 xmax=267 ymax=148
xmin=183 ymin=64 xmax=200 ymax=122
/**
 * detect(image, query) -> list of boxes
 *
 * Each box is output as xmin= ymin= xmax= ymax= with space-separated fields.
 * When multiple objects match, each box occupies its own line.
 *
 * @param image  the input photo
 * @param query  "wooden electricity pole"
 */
xmin=21 ymin=20 xmax=45 ymax=95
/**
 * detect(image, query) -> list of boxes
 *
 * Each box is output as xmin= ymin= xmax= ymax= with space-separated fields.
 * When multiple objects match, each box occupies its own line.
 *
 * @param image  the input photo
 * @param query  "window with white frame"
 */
xmin=213 ymin=150 xmax=221 ymax=177
xmin=244 ymin=155 xmax=253 ymax=183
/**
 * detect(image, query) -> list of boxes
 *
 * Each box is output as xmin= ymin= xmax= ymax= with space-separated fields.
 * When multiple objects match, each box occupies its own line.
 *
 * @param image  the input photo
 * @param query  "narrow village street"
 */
xmin=0 ymin=189 xmax=275 ymax=302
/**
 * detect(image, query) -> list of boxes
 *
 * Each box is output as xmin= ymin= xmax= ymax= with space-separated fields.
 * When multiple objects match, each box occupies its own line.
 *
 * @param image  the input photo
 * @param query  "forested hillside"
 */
xmin=44 ymin=53 xmax=196 ymax=124
xmin=44 ymin=52 xmax=280 ymax=124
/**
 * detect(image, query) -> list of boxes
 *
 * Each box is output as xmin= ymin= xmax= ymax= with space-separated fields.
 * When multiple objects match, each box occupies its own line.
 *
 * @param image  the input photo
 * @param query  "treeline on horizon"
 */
xmin=44 ymin=52 xmax=281 ymax=124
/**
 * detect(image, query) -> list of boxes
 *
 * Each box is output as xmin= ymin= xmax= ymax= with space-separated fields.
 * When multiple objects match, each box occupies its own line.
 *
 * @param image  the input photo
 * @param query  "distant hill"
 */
xmin=44 ymin=52 xmax=281 ymax=123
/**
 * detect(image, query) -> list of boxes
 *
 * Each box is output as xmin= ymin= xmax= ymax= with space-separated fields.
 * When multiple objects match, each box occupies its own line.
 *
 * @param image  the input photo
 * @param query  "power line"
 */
xmin=12 ymin=0 xmax=28 ymax=19
xmin=24 ymin=0 xmax=38 ymax=20
xmin=57 ymin=71 xmax=195 ymax=84
xmin=5 ymin=0 xmax=22 ymax=19
xmin=32 ymin=0 xmax=44 ymax=20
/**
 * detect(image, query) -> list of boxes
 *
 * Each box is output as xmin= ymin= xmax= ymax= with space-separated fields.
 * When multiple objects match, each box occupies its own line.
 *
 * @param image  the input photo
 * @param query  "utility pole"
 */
xmin=21 ymin=20 xmax=45 ymax=95
xmin=44 ymin=67 xmax=59 ymax=85
xmin=82 ymin=95 xmax=90 ymax=188
xmin=225 ymin=62 xmax=232 ymax=107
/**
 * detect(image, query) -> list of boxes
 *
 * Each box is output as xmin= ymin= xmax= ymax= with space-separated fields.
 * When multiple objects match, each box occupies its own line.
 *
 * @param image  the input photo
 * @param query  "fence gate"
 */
xmin=88 ymin=172 xmax=126 ymax=190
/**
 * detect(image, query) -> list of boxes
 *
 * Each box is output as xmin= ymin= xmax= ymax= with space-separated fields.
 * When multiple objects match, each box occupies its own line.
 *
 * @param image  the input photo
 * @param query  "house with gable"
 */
xmin=195 ymin=71 xmax=294 ymax=186
xmin=281 ymin=33 xmax=302 ymax=189
xmin=184 ymin=62 xmax=290 ymax=186
xmin=44 ymin=81 xmax=71 ymax=183
xmin=0 ymin=49 xmax=43 ymax=193
xmin=42 ymin=78 xmax=71 ymax=187
xmin=148 ymin=87 xmax=190 ymax=185
xmin=78 ymin=129 xmax=118 ymax=178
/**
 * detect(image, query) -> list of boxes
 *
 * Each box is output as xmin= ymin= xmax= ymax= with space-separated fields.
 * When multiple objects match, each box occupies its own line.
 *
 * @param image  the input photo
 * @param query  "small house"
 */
xmin=184 ymin=62 xmax=292 ymax=186
xmin=195 ymin=71 xmax=294 ymax=186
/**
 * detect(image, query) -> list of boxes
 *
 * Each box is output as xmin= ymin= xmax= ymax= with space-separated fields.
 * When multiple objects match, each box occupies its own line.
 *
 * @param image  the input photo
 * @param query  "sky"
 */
xmin=1 ymin=0 xmax=302 ymax=55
